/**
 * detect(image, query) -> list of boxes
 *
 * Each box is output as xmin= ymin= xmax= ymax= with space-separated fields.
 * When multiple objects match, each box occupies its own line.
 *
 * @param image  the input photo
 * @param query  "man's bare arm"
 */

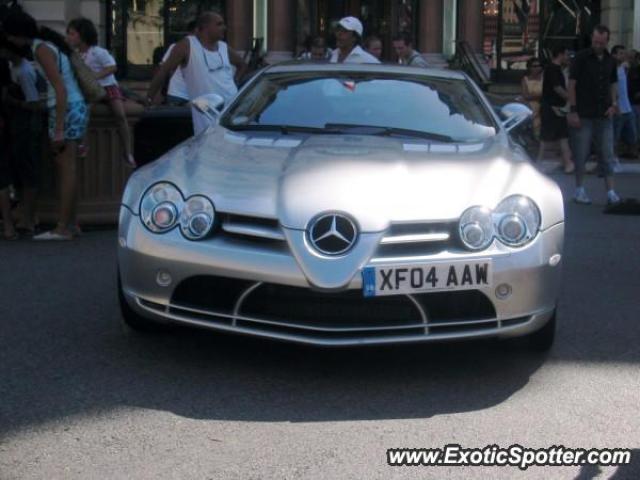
xmin=147 ymin=39 xmax=190 ymax=103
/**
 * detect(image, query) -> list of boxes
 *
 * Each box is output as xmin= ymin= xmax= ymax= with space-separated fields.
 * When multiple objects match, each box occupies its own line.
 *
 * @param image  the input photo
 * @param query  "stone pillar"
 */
xmin=267 ymin=0 xmax=296 ymax=62
xmin=602 ymin=0 xmax=635 ymax=47
xmin=418 ymin=0 xmax=443 ymax=53
xmin=635 ymin=0 xmax=640 ymax=48
xmin=457 ymin=0 xmax=483 ymax=53
xmin=227 ymin=0 xmax=254 ymax=54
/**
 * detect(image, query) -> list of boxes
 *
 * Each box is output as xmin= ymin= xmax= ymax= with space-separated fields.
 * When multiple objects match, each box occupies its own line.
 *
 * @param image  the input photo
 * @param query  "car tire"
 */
xmin=118 ymin=274 xmax=169 ymax=333
xmin=501 ymin=310 xmax=556 ymax=352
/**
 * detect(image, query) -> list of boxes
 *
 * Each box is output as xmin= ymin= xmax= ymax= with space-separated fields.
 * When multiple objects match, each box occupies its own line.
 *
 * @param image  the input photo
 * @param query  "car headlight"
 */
xmin=458 ymin=206 xmax=494 ymax=250
xmin=180 ymin=195 xmax=216 ymax=240
xmin=494 ymin=195 xmax=541 ymax=247
xmin=140 ymin=182 xmax=183 ymax=233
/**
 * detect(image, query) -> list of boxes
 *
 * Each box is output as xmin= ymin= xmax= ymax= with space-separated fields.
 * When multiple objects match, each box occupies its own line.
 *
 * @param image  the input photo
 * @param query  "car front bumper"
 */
xmin=117 ymin=207 xmax=563 ymax=346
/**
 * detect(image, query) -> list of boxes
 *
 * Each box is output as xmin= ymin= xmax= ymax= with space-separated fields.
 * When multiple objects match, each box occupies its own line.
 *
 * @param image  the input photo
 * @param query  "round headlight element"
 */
xmin=152 ymin=202 xmax=178 ymax=229
xmin=180 ymin=195 xmax=215 ymax=240
xmin=498 ymin=214 xmax=527 ymax=245
xmin=458 ymin=206 xmax=494 ymax=251
xmin=494 ymin=195 xmax=541 ymax=247
xmin=140 ymin=182 xmax=183 ymax=233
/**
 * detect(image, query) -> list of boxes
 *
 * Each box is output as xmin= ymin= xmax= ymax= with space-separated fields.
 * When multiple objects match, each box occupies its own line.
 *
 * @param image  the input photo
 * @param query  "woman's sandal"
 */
xmin=33 ymin=230 xmax=73 ymax=241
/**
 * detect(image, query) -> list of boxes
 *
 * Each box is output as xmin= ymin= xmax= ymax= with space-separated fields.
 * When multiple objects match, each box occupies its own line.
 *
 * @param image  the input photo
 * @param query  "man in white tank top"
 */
xmin=148 ymin=12 xmax=246 ymax=135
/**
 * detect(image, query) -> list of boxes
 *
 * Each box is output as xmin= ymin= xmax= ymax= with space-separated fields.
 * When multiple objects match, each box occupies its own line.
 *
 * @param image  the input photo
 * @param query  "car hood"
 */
xmin=124 ymin=128 xmax=563 ymax=231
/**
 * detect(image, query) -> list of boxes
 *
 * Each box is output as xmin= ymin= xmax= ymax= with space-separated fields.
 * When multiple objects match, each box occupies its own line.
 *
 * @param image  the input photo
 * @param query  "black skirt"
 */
xmin=540 ymin=103 xmax=569 ymax=141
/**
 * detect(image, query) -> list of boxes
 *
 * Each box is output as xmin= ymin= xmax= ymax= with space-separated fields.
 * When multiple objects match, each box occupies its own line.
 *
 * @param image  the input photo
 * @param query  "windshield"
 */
xmin=221 ymin=72 xmax=497 ymax=143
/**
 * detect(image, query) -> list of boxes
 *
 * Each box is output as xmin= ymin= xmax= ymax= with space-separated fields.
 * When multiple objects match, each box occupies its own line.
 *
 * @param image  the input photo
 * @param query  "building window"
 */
xmin=482 ymin=0 xmax=600 ymax=78
xmin=108 ymin=0 xmax=226 ymax=79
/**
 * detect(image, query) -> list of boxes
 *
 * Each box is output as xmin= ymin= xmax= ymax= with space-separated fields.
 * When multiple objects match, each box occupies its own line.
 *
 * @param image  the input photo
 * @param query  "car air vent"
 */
xmin=219 ymin=213 xmax=285 ymax=242
xmin=375 ymin=221 xmax=460 ymax=258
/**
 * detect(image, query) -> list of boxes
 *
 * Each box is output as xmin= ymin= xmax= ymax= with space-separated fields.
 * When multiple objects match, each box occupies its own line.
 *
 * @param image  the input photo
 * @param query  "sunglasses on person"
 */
xmin=203 ymin=49 xmax=226 ymax=72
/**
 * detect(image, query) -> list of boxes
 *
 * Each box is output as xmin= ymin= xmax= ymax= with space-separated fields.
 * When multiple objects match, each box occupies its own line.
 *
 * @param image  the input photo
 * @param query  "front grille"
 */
xmin=375 ymin=221 xmax=463 ymax=258
xmin=171 ymin=275 xmax=254 ymax=312
xmin=168 ymin=275 xmax=504 ymax=343
xmin=218 ymin=213 xmax=286 ymax=244
xmin=241 ymin=284 xmax=424 ymax=329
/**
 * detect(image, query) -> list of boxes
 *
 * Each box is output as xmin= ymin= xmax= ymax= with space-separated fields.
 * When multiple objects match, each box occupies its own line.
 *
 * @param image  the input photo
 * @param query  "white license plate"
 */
xmin=362 ymin=260 xmax=492 ymax=297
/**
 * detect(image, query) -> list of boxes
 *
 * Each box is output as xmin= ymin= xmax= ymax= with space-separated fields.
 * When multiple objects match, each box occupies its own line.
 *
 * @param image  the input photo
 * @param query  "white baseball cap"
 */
xmin=337 ymin=16 xmax=363 ymax=37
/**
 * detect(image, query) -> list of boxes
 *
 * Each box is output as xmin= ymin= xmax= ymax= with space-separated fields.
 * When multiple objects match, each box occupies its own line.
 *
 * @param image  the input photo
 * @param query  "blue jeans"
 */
xmin=613 ymin=112 xmax=637 ymax=145
xmin=569 ymin=117 xmax=616 ymax=178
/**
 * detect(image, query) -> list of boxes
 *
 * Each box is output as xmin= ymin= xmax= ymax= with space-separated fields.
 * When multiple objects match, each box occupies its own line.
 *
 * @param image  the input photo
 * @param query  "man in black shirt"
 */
xmin=568 ymin=24 xmax=621 ymax=205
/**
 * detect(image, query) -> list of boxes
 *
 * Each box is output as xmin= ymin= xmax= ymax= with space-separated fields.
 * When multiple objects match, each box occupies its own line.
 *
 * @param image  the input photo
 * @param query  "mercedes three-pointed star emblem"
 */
xmin=308 ymin=213 xmax=358 ymax=256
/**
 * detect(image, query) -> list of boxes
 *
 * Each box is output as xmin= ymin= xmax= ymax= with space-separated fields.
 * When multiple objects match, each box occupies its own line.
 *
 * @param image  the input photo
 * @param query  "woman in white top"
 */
xmin=5 ymin=11 xmax=88 ymax=241
xmin=67 ymin=18 xmax=136 ymax=168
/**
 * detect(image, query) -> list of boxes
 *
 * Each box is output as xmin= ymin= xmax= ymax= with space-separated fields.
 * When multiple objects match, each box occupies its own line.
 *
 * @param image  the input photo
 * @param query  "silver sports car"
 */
xmin=118 ymin=63 xmax=564 ymax=350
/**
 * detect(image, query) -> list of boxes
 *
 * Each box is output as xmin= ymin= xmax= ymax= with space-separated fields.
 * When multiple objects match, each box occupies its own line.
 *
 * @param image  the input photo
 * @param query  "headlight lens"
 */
xmin=494 ymin=195 xmax=540 ymax=247
xmin=140 ymin=183 xmax=183 ymax=233
xmin=458 ymin=206 xmax=494 ymax=250
xmin=180 ymin=195 xmax=215 ymax=240
xmin=458 ymin=196 xmax=541 ymax=250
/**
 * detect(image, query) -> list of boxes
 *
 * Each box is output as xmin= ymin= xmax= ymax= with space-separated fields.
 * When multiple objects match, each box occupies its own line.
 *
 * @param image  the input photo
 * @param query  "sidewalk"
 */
xmin=537 ymin=159 xmax=640 ymax=175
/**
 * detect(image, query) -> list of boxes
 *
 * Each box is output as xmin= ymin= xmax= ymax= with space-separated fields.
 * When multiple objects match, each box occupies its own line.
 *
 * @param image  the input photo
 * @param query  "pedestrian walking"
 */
xmin=364 ymin=35 xmax=383 ymax=61
xmin=5 ymin=11 xmax=89 ymax=240
xmin=392 ymin=32 xmax=428 ymax=67
xmin=521 ymin=58 xmax=543 ymax=139
xmin=329 ymin=17 xmax=380 ymax=64
xmin=147 ymin=11 xmax=247 ymax=135
xmin=0 ymin=55 xmax=16 ymax=240
xmin=66 ymin=17 xmax=136 ymax=168
xmin=538 ymin=45 xmax=575 ymax=173
xmin=611 ymin=45 xmax=638 ymax=159
xmin=298 ymin=36 xmax=331 ymax=61
xmin=567 ymin=25 xmax=622 ymax=205
xmin=1 ymin=39 xmax=45 ymax=235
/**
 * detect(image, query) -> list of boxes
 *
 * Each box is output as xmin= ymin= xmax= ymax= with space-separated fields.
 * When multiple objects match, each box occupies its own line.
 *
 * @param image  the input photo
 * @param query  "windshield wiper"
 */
xmin=323 ymin=123 xmax=455 ymax=142
xmin=225 ymin=124 xmax=343 ymax=135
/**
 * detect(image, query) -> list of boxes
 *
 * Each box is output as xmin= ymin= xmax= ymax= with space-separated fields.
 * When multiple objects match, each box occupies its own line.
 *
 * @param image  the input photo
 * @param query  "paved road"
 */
xmin=1 ymin=172 xmax=639 ymax=479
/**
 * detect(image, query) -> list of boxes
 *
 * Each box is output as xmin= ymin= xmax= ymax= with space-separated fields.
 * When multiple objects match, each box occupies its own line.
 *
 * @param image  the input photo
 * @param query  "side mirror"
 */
xmin=191 ymin=93 xmax=225 ymax=122
xmin=500 ymin=102 xmax=533 ymax=133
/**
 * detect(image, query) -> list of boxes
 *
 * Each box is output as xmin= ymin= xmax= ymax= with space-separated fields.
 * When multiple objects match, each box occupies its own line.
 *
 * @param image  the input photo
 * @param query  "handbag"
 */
xmin=68 ymin=51 xmax=106 ymax=103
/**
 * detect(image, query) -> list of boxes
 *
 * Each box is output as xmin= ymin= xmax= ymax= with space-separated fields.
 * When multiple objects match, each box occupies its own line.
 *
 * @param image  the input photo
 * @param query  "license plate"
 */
xmin=362 ymin=260 xmax=492 ymax=297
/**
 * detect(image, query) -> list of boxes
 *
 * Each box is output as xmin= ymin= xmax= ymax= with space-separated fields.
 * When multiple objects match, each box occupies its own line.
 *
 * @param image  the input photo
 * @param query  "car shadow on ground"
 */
xmin=0 ymin=306 xmax=548 ymax=434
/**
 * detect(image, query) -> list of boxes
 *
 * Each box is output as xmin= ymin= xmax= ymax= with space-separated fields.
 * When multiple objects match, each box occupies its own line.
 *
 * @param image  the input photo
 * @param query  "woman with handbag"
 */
xmin=5 ymin=11 xmax=88 ymax=240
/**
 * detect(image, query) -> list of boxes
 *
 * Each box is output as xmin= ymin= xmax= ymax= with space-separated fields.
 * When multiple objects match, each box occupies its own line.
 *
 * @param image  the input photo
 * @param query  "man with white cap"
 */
xmin=329 ymin=17 xmax=380 ymax=64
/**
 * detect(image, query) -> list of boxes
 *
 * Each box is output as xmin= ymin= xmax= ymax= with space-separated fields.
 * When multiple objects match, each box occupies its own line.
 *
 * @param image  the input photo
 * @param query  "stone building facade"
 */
xmin=15 ymin=0 xmax=640 ymax=81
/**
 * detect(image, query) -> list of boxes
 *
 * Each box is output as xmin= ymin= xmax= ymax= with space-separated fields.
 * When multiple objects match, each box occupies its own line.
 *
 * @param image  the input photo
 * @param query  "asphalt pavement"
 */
xmin=0 ymin=170 xmax=639 ymax=479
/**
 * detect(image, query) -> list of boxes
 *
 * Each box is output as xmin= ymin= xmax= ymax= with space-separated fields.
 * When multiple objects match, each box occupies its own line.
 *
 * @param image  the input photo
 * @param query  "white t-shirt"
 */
xmin=162 ymin=43 xmax=189 ymax=100
xmin=329 ymin=45 xmax=380 ymax=64
xmin=183 ymin=36 xmax=238 ymax=135
xmin=10 ymin=59 xmax=40 ymax=102
xmin=80 ymin=46 xmax=118 ymax=87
